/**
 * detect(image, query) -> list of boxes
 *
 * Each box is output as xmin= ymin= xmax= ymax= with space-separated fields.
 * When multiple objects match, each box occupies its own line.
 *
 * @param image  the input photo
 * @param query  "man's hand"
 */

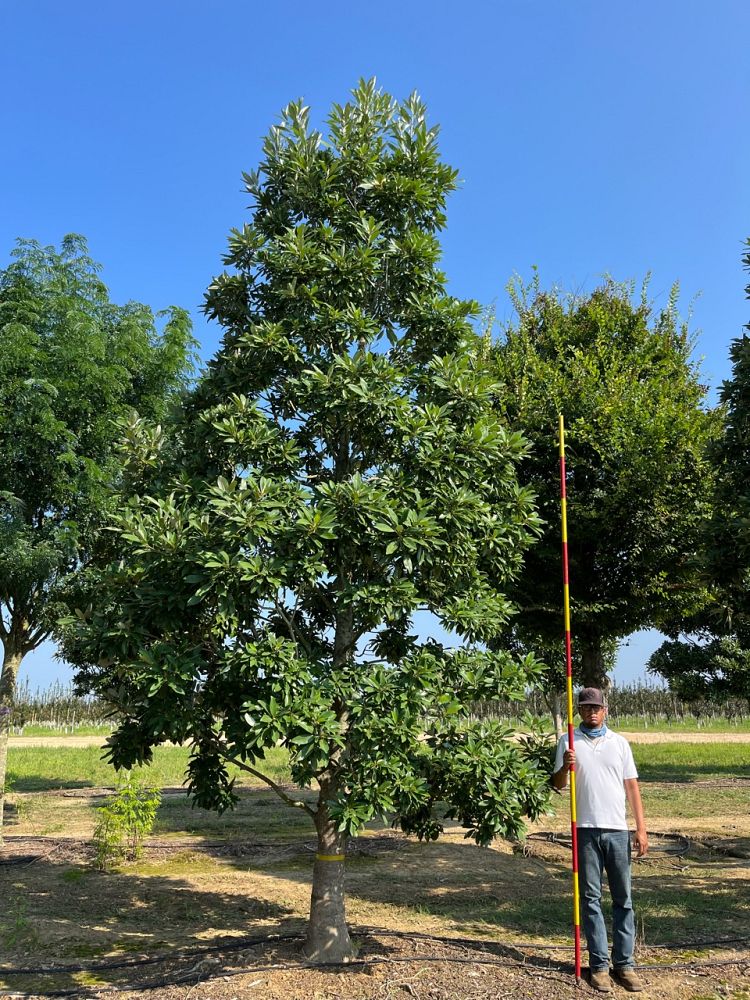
xmin=633 ymin=828 xmax=648 ymax=858
xmin=552 ymin=748 xmax=576 ymax=790
xmin=624 ymin=778 xmax=648 ymax=857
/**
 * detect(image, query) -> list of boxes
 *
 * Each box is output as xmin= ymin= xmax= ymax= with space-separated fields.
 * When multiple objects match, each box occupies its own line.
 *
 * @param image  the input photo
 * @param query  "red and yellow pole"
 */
xmin=559 ymin=414 xmax=581 ymax=983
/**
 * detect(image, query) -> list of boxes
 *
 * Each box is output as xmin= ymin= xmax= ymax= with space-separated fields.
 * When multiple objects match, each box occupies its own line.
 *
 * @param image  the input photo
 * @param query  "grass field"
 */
xmin=6 ymin=745 xmax=292 ymax=793
xmin=6 ymin=737 xmax=749 ymax=793
xmin=1 ymin=736 xmax=749 ymax=999
xmin=12 ymin=723 xmax=115 ymax=737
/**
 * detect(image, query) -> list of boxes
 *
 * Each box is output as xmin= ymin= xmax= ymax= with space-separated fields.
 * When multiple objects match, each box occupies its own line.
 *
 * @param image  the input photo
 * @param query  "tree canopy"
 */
xmin=0 ymin=234 xmax=195 ymax=839
xmin=492 ymin=275 xmax=718 ymax=688
xmin=647 ymin=636 xmax=750 ymax=705
xmin=649 ymin=239 xmax=750 ymax=701
xmin=61 ymin=81 xmax=552 ymax=962
xmin=706 ymin=238 xmax=750 ymax=641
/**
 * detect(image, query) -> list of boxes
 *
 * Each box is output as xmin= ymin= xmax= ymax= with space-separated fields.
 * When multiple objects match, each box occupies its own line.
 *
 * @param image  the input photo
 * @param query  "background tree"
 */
xmin=649 ymin=239 xmax=750 ymax=699
xmin=61 ymin=82 xmax=552 ymax=963
xmin=491 ymin=275 xmax=718 ymax=692
xmin=0 ymin=235 xmax=194 ymax=840
xmin=647 ymin=636 xmax=750 ymax=706
xmin=495 ymin=627 xmax=617 ymax=737
xmin=705 ymin=238 xmax=750 ymax=641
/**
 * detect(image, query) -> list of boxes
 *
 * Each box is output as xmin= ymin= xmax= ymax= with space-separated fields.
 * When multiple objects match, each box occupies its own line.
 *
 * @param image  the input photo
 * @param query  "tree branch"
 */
xmin=273 ymin=598 xmax=313 ymax=657
xmin=216 ymin=748 xmax=316 ymax=817
xmin=24 ymin=625 xmax=50 ymax=654
xmin=273 ymin=598 xmax=298 ymax=644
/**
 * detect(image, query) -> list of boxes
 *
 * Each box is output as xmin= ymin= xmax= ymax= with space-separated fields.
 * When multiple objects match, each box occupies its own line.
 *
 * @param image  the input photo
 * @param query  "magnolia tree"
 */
xmin=61 ymin=82 xmax=552 ymax=962
xmin=0 ymin=236 xmax=193 ymax=841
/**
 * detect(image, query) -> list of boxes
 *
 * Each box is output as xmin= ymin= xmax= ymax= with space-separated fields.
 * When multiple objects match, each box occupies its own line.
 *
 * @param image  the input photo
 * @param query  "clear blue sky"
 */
xmin=2 ymin=1 xmax=748 ymax=689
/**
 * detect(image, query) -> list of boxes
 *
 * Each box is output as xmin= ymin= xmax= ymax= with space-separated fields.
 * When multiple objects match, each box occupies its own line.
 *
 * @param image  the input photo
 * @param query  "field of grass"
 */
xmin=6 ymin=736 xmax=749 ymax=794
xmin=6 ymin=745 xmax=292 ymax=793
xmin=14 ymin=723 xmax=115 ymax=737
xmin=631 ymin=741 xmax=750 ymax=781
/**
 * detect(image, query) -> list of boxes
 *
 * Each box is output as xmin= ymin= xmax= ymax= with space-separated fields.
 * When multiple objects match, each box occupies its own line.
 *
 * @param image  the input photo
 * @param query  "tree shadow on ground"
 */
xmin=0 ymin=848 xmax=577 ymax=996
xmin=148 ymin=786 xmax=750 ymax=949
xmin=213 ymin=833 xmax=750 ymax=950
xmin=152 ymin=788 xmax=316 ymax=842
xmin=10 ymin=776 xmax=93 ymax=792
xmin=636 ymin=761 xmax=750 ymax=781
xmin=4 ymin=774 xmax=748 ymax=996
xmin=1 ymin=823 xmax=748 ymax=996
xmin=0 ymin=851 xmax=296 ymax=995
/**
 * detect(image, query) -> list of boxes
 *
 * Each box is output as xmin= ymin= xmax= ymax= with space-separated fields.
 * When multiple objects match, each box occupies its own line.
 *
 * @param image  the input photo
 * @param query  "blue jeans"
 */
xmin=577 ymin=828 xmax=635 ymax=971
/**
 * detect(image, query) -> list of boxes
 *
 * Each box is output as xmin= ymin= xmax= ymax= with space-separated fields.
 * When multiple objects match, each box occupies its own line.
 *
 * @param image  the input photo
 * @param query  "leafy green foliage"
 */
xmin=705 ymin=238 xmax=750 ymax=645
xmin=0 ymin=235 xmax=195 ymax=660
xmin=492 ymin=275 xmax=718 ymax=686
xmin=648 ymin=637 xmax=750 ymax=704
xmin=92 ymin=772 xmax=161 ymax=869
xmin=654 ymin=240 xmax=750 ymax=705
xmin=62 ymin=82 xmax=552 ymax=855
xmin=0 ymin=233 xmax=195 ymax=842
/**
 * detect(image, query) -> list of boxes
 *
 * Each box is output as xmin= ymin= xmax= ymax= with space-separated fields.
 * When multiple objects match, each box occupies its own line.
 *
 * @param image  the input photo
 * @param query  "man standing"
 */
xmin=552 ymin=687 xmax=648 ymax=993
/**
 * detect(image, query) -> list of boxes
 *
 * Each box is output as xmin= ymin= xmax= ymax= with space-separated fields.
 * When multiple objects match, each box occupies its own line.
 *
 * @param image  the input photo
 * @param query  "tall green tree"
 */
xmin=492 ymin=275 xmax=718 ymax=690
xmin=61 ymin=82 xmax=551 ymax=962
xmin=649 ymin=239 xmax=750 ymax=697
xmin=647 ymin=636 xmax=750 ymax=705
xmin=0 ymin=235 xmax=194 ymax=840
xmin=706 ymin=238 xmax=750 ymax=639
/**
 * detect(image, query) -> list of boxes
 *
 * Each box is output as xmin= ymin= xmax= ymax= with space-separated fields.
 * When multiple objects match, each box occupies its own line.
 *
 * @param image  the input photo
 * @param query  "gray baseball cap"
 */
xmin=578 ymin=687 xmax=605 ymax=707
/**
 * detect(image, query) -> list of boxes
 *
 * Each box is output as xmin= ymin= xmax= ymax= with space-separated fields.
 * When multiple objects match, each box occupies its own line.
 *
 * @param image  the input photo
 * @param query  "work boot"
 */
xmin=589 ymin=969 xmax=612 ymax=992
xmin=612 ymin=968 xmax=644 ymax=992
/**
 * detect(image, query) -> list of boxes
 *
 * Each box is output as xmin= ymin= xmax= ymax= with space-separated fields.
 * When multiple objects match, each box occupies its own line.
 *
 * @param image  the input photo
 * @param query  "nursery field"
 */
xmin=1 ymin=735 xmax=749 ymax=1000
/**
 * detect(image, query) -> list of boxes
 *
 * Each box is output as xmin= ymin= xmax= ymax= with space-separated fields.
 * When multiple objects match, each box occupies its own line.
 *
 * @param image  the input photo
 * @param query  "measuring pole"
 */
xmin=559 ymin=414 xmax=581 ymax=982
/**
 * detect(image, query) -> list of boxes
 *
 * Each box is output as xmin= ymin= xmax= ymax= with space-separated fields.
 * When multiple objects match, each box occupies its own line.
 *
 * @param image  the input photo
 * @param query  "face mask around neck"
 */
xmin=580 ymin=721 xmax=608 ymax=738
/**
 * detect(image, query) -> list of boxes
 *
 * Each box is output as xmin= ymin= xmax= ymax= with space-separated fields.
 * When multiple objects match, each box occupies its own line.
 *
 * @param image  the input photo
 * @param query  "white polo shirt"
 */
xmin=554 ymin=728 xmax=638 ymax=830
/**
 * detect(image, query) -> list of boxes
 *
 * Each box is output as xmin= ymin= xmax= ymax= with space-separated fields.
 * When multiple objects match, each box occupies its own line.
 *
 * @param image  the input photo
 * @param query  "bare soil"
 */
xmin=1 ymin=804 xmax=749 ymax=1000
xmin=8 ymin=735 xmax=115 ymax=748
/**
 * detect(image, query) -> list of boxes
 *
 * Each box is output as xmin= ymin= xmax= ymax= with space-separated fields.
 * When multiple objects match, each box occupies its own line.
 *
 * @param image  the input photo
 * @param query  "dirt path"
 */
xmin=9 ymin=735 xmax=114 ymax=747
xmin=619 ymin=730 xmax=750 ymax=743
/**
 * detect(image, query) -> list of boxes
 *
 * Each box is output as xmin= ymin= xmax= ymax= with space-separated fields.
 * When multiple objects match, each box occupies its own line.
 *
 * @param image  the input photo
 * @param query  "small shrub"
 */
xmin=0 ymin=897 xmax=37 ymax=950
xmin=92 ymin=772 xmax=161 ymax=870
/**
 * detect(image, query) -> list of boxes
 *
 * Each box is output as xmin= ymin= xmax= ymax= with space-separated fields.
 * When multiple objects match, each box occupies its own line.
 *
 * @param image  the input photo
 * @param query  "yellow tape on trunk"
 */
xmin=315 ymin=854 xmax=345 ymax=862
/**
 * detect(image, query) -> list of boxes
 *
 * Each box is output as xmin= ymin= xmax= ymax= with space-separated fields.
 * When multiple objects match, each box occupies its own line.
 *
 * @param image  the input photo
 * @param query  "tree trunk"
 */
xmin=304 ymin=784 xmax=353 ymax=964
xmin=303 ymin=571 xmax=355 ymax=962
xmin=580 ymin=638 xmax=609 ymax=689
xmin=0 ymin=647 xmax=24 ymax=847
xmin=545 ymin=688 xmax=564 ymax=739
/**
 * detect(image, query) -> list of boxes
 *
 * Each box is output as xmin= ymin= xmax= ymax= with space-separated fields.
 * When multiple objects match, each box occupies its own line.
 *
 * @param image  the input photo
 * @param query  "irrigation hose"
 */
xmin=2 ymin=926 xmax=748 ymax=976
xmin=0 ymin=928 xmax=748 ymax=998
xmin=1 ymin=954 xmax=750 ymax=1000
